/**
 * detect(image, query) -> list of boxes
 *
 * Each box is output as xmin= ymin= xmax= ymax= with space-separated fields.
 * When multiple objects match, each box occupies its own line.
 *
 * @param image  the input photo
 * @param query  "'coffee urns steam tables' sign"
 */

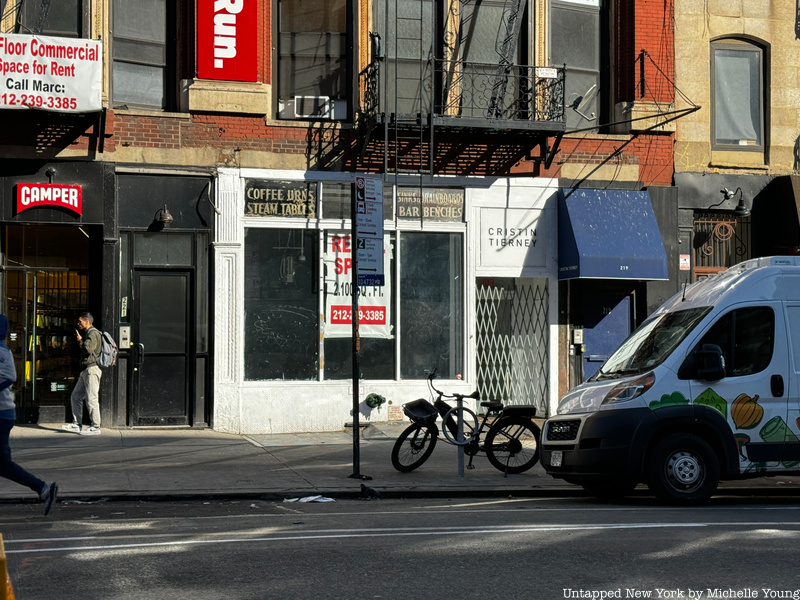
xmin=245 ymin=180 xmax=316 ymax=218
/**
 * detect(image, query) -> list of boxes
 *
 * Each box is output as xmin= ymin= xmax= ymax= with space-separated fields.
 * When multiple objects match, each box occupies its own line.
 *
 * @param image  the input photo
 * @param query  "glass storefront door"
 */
xmin=4 ymin=225 xmax=90 ymax=422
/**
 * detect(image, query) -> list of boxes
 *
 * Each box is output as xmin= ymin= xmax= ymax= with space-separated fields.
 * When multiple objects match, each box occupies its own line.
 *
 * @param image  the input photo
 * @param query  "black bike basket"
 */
xmin=402 ymin=399 xmax=439 ymax=424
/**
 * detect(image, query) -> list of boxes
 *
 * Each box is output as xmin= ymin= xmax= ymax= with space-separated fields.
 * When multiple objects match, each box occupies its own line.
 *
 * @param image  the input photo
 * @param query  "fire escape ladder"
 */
xmin=385 ymin=0 xmax=433 ymax=177
xmin=486 ymin=0 xmax=527 ymax=119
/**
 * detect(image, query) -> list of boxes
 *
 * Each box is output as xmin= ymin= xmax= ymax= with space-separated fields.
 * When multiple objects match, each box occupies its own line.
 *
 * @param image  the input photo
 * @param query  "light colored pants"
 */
xmin=70 ymin=365 xmax=102 ymax=428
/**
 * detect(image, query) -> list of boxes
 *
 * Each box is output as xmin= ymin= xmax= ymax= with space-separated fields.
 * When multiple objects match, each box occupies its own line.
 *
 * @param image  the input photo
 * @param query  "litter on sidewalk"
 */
xmin=283 ymin=495 xmax=335 ymax=503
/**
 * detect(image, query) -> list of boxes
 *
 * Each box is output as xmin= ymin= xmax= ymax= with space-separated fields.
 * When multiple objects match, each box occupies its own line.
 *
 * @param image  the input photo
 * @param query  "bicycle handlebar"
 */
xmin=427 ymin=371 xmax=480 ymax=402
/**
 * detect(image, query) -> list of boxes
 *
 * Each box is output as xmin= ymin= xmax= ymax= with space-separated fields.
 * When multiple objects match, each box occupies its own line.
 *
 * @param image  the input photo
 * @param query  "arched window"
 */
xmin=711 ymin=38 xmax=765 ymax=151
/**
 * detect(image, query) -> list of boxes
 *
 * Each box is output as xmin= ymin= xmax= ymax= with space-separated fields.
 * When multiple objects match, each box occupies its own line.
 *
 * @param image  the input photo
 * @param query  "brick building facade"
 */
xmin=0 ymin=0 xmax=680 ymax=432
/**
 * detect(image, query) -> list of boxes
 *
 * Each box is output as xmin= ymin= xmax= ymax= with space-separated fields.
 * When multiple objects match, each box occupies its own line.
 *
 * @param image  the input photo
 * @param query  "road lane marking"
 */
xmin=6 ymin=521 xmax=800 ymax=554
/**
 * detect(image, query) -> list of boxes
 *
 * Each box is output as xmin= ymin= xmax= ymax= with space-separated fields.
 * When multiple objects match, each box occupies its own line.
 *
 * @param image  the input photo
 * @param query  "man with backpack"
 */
xmin=62 ymin=311 xmax=102 ymax=436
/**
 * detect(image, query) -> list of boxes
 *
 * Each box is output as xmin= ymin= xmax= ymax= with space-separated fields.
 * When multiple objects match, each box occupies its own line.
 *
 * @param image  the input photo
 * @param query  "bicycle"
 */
xmin=390 ymin=371 xmax=541 ymax=475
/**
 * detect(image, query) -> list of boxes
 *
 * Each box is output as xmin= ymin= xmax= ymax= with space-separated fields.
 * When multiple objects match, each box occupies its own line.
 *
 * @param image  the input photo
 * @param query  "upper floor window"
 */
xmin=711 ymin=39 xmax=765 ymax=151
xmin=277 ymin=0 xmax=348 ymax=120
xmin=15 ymin=0 xmax=84 ymax=37
xmin=373 ymin=0 xmax=533 ymax=121
xmin=111 ymin=0 xmax=180 ymax=111
xmin=550 ymin=0 xmax=606 ymax=131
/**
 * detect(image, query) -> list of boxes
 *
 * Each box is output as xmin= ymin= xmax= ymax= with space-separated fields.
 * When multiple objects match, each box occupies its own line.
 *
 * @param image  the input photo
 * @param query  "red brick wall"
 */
xmin=111 ymin=113 xmax=324 ymax=155
xmin=555 ymin=132 xmax=673 ymax=187
xmin=616 ymin=0 xmax=675 ymax=104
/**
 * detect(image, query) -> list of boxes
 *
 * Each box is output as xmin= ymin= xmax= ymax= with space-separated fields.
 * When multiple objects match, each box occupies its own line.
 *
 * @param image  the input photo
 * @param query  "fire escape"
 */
xmin=357 ymin=0 xmax=566 ymax=177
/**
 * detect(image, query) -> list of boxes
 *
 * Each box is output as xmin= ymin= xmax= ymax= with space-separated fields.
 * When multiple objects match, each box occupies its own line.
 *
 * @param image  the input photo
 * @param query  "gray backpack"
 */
xmin=92 ymin=328 xmax=118 ymax=368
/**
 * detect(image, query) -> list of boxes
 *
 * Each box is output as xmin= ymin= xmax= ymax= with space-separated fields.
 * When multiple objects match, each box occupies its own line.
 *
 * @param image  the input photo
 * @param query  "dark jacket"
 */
xmin=79 ymin=327 xmax=102 ymax=367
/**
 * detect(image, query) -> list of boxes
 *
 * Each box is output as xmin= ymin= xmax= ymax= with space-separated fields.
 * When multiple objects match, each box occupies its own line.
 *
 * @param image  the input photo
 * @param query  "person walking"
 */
xmin=62 ymin=312 xmax=102 ymax=436
xmin=0 ymin=314 xmax=59 ymax=515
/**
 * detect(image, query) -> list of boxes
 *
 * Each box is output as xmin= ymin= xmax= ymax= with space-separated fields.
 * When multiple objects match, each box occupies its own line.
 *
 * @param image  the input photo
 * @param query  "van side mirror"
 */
xmin=679 ymin=343 xmax=726 ymax=381
xmin=694 ymin=344 xmax=726 ymax=381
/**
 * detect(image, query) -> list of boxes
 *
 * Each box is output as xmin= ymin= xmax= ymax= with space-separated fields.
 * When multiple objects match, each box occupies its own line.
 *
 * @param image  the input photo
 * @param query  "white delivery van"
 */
xmin=542 ymin=256 xmax=800 ymax=504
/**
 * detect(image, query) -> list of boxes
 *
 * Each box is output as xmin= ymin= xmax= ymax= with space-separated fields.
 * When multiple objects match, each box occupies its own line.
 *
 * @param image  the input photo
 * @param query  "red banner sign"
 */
xmin=16 ymin=183 xmax=82 ymax=216
xmin=196 ymin=0 xmax=257 ymax=82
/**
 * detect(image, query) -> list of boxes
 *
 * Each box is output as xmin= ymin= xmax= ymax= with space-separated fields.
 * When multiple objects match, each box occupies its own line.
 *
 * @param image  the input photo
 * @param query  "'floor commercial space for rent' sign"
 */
xmin=0 ymin=34 xmax=102 ymax=112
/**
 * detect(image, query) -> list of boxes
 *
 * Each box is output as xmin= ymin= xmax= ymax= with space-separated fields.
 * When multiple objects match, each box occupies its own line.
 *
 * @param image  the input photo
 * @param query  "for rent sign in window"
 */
xmin=0 ymin=34 xmax=101 ymax=112
xmin=324 ymin=232 xmax=393 ymax=339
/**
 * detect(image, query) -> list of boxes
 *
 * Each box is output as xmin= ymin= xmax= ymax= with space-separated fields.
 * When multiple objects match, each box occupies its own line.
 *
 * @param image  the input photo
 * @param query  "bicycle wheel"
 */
xmin=391 ymin=423 xmax=439 ymax=472
xmin=485 ymin=417 xmax=541 ymax=474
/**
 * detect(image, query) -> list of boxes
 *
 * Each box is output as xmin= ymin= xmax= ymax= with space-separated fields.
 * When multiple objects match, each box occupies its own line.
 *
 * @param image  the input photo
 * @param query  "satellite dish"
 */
xmin=571 ymin=84 xmax=598 ymax=121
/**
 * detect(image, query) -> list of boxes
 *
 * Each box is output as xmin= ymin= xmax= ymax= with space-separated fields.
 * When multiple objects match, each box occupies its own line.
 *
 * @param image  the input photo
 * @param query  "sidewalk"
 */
xmin=2 ymin=423 xmax=799 ymax=503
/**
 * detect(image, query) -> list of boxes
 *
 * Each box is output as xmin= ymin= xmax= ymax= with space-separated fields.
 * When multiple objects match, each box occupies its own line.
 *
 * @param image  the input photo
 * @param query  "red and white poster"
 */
xmin=324 ymin=232 xmax=393 ymax=339
xmin=196 ymin=0 xmax=257 ymax=82
xmin=0 ymin=34 xmax=101 ymax=112
xmin=16 ymin=183 xmax=82 ymax=216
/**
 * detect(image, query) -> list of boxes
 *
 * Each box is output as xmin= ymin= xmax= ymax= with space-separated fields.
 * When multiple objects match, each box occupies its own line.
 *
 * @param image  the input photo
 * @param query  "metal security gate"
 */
xmin=476 ymin=278 xmax=548 ymax=415
xmin=693 ymin=212 xmax=751 ymax=280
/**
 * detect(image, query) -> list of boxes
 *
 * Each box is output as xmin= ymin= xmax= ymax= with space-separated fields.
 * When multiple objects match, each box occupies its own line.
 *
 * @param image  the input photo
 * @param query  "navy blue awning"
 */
xmin=558 ymin=188 xmax=668 ymax=280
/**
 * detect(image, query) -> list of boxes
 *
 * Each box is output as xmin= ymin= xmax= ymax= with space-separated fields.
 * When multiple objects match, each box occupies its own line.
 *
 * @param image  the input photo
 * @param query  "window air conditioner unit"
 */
xmin=294 ymin=96 xmax=332 ymax=119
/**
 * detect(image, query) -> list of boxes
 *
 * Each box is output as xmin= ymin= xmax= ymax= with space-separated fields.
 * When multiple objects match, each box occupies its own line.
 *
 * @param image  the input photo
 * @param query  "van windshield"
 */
xmin=591 ymin=307 xmax=711 ymax=380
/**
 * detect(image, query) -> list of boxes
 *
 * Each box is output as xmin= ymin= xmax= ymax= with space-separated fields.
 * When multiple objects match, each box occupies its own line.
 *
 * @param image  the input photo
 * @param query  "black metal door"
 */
xmin=131 ymin=269 xmax=193 ymax=426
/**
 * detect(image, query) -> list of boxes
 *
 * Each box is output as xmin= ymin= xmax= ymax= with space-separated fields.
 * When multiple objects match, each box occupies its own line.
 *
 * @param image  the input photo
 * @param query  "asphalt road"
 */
xmin=4 ymin=495 xmax=800 ymax=599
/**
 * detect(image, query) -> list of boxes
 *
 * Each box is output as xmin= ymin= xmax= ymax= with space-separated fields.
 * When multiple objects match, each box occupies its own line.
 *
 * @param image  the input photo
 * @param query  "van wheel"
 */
xmin=647 ymin=433 xmax=719 ymax=505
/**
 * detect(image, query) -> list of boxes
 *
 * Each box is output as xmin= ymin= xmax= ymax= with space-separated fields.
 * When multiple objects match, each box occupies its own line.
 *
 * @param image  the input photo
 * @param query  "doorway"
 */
xmin=581 ymin=291 xmax=632 ymax=381
xmin=130 ymin=269 xmax=193 ymax=426
xmin=3 ymin=225 xmax=90 ymax=423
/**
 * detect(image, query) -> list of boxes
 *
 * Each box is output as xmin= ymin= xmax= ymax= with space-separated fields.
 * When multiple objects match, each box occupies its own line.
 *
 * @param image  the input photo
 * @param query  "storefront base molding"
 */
xmin=211 ymin=382 xmax=475 ymax=435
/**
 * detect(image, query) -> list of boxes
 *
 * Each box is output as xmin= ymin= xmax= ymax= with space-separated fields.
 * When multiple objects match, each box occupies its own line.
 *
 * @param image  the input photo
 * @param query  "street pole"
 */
xmin=350 ymin=186 xmax=363 ymax=479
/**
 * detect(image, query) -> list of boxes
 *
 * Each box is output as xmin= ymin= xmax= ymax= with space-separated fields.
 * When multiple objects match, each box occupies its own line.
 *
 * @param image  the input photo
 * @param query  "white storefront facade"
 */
xmin=212 ymin=168 xmax=560 ymax=434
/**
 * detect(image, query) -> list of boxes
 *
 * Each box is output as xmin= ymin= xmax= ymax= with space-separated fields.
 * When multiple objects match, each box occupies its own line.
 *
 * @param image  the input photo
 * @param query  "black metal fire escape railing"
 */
xmin=436 ymin=60 xmax=565 ymax=127
xmin=358 ymin=59 xmax=565 ymax=128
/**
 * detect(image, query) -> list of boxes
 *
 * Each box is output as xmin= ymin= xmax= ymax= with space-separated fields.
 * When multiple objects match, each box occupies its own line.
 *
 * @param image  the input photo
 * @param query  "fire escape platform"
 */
xmin=430 ymin=116 xmax=566 ymax=133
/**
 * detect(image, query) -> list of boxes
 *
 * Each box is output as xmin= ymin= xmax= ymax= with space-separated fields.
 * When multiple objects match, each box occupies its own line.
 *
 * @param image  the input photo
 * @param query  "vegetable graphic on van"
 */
xmin=694 ymin=388 xmax=727 ymax=418
xmin=648 ymin=391 xmax=688 ymax=410
xmin=760 ymin=416 xmax=800 ymax=468
xmin=731 ymin=393 xmax=762 ymax=429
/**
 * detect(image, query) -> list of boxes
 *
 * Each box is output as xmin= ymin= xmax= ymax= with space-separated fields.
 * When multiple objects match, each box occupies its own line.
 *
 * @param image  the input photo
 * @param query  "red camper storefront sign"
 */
xmin=16 ymin=183 xmax=82 ymax=216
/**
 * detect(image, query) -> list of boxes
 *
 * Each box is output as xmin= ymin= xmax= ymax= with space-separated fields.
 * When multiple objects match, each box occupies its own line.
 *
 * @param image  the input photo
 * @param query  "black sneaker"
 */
xmin=41 ymin=482 xmax=59 ymax=516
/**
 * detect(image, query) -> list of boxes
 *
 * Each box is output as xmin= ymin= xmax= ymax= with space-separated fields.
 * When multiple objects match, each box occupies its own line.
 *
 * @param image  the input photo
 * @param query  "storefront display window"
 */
xmin=242 ymin=183 xmax=465 ymax=382
xmin=244 ymin=229 xmax=319 ymax=380
xmin=400 ymin=232 xmax=463 ymax=379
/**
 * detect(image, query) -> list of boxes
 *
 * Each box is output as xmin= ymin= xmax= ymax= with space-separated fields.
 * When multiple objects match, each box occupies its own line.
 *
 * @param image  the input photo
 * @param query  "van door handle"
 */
xmin=771 ymin=374 xmax=784 ymax=397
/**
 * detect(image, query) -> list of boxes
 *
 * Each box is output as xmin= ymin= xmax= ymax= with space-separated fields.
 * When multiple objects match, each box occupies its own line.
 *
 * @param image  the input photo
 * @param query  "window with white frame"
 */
xmin=711 ymin=39 xmax=765 ymax=151
xmin=242 ymin=181 xmax=465 ymax=381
